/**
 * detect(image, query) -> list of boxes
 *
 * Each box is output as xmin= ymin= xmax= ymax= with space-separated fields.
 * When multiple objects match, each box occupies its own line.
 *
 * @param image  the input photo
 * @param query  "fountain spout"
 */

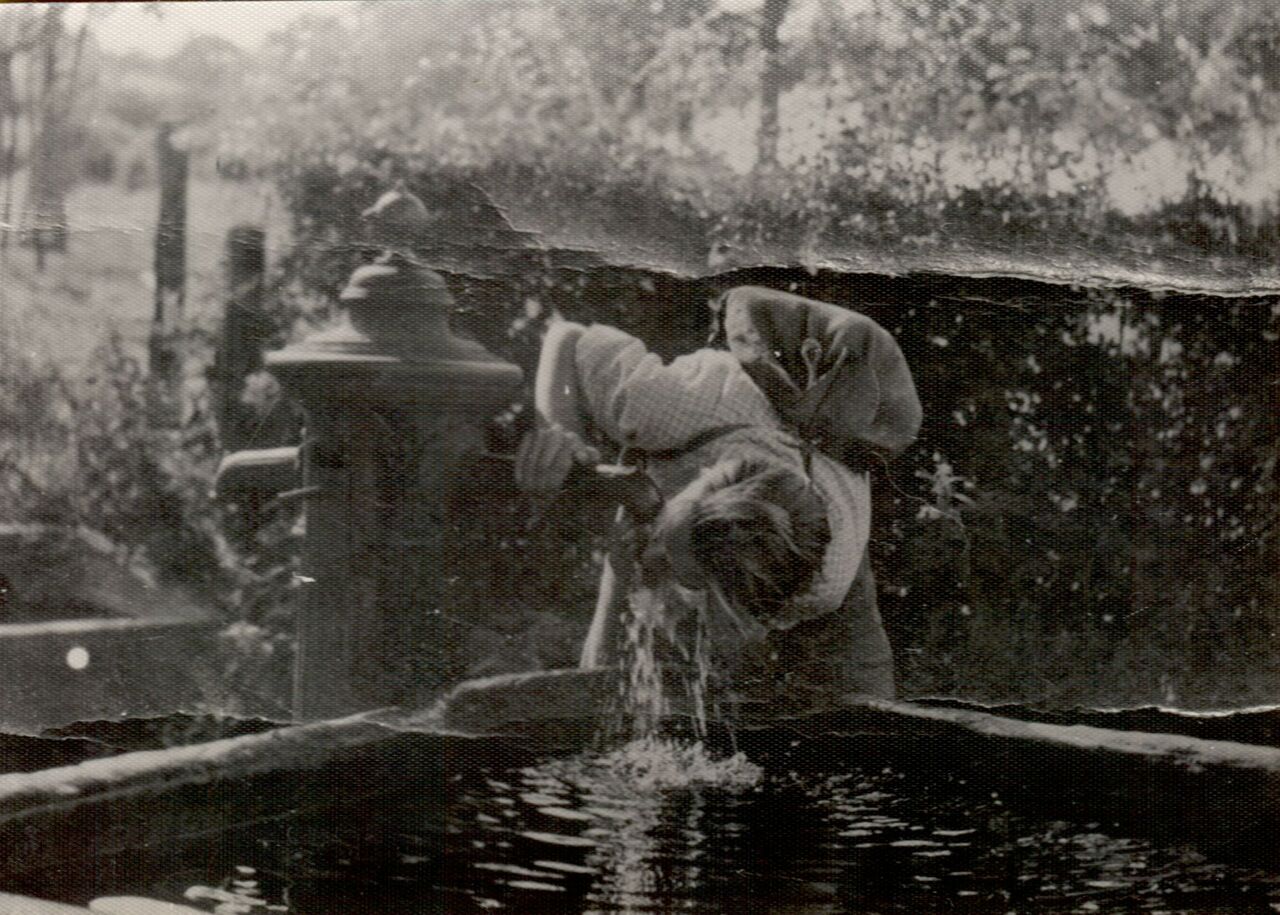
xmin=250 ymin=186 xmax=522 ymax=720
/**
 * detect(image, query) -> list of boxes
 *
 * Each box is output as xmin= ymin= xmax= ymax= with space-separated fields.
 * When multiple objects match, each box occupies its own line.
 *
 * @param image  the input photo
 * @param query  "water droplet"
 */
xmin=519 ymin=831 xmax=597 ymax=848
xmin=503 ymin=879 xmax=565 ymax=892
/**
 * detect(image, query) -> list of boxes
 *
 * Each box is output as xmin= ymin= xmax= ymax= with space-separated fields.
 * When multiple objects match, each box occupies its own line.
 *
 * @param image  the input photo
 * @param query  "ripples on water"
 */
xmin=35 ymin=582 xmax=1280 ymax=913
xmin=54 ymin=734 xmax=1280 ymax=914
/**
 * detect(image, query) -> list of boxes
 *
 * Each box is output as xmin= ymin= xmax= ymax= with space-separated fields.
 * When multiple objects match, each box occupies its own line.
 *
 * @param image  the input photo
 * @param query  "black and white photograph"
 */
xmin=0 ymin=1 xmax=1278 ymax=911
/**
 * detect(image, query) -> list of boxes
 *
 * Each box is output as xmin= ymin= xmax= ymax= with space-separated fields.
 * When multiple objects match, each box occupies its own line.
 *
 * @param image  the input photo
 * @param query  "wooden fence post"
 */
xmin=148 ymin=122 xmax=187 ymax=426
xmin=211 ymin=224 xmax=267 ymax=451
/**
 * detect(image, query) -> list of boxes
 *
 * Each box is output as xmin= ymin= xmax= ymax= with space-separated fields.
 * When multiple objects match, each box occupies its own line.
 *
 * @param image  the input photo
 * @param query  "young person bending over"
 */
xmin=515 ymin=286 xmax=921 ymax=709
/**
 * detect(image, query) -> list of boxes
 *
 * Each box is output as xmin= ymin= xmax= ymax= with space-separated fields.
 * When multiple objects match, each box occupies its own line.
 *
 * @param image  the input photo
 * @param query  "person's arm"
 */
xmin=532 ymin=321 xmax=630 ymax=672
xmin=534 ymin=320 xmax=590 ymax=439
xmin=572 ymin=323 xmax=773 ymax=453
xmin=515 ymin=321 xmax=599 ymax=495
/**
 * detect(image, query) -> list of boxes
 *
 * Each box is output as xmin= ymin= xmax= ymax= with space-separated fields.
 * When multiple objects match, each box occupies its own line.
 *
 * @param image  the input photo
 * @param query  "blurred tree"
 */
xmin=17 ymin=5 xmax=101 ymax=267
xmin=0 ymin=15 xmax=40 ymax=246
xmin=756 ymin=0 xmax=790 ymax=169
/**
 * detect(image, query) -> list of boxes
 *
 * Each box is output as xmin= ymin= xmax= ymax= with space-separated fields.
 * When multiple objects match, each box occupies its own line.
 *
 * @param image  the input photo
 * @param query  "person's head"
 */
xmin=644 ymin=456 xmax=830 ymax=621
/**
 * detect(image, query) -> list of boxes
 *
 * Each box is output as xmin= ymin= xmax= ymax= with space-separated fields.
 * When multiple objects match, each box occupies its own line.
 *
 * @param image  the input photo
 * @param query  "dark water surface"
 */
xmin=26 ymin=732 xmax=1280 ymax=915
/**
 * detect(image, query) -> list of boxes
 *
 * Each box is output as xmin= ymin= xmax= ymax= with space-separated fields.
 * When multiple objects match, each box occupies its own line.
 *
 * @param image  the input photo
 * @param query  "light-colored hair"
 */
xmin=683 ymin=456 xmax=829 ymax=620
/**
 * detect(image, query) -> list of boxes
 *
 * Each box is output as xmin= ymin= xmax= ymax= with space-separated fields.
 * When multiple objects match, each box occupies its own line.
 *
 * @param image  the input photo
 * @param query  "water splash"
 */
xmin=592 ymin=735 xmax=762 ymax=791
xmin=596 ymin=572 xmax=763 ymax=791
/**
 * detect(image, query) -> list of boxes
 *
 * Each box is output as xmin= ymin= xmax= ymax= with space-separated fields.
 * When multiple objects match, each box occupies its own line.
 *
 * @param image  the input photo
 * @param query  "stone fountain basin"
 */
xmin=2 ymin=668 xmax=1279 ymax=886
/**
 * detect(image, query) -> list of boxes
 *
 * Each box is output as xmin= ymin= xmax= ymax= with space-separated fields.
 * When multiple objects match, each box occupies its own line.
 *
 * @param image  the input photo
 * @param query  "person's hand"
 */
xmin=514 ymin=422 xmax=601 ymax=494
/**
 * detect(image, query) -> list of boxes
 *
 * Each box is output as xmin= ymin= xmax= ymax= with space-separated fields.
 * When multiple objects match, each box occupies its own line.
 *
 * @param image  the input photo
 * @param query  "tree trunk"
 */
xmin=23 ymin=120 xmax=66 ymax=267
xmin=21 ymin=9 xmax=67 ymax=267
xmin=149 ymin=123 xmax=188 ymax=426
xmin=0 ymin=51 xmax=17 ymax=252
xmin=756 ymin=0 xmax=789 ymax=171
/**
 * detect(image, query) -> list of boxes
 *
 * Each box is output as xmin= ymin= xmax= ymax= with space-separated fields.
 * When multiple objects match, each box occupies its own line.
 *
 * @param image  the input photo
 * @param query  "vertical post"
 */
xmin=292 ymin=406 xmax=366 ymax=720
xmin=149 ymin=122 xmax=188 ymax=425
xmin=212 ymin=224 xmax=267 ymax=451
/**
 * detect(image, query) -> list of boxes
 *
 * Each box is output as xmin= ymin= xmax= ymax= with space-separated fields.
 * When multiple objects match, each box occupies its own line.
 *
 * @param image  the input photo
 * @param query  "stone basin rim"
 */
xmin=3 ymin=668 xmax=1279 ymax=882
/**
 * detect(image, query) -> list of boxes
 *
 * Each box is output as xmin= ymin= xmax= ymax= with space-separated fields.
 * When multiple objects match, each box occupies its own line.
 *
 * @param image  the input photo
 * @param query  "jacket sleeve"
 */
xmin=570 ymin=323 xmax=775 ymax=452
xmin=534 ymin=320 xmax=590 ymax=438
